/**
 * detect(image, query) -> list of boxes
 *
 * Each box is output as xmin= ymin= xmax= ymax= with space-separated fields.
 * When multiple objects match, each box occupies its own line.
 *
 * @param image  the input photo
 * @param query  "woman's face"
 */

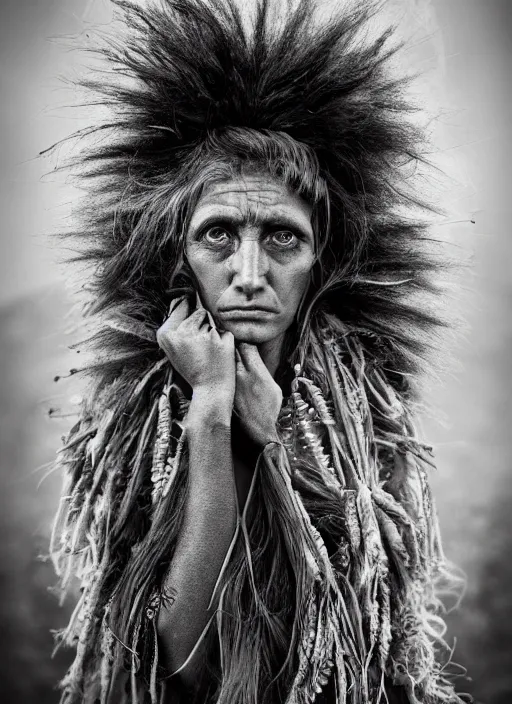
xmin=185 ymin=172 xmax=316 ymax=345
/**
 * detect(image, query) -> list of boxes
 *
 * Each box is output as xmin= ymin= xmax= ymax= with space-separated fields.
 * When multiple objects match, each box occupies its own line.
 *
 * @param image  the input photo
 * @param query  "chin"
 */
xmin=221 ymin=320 xmax=281 ymax=345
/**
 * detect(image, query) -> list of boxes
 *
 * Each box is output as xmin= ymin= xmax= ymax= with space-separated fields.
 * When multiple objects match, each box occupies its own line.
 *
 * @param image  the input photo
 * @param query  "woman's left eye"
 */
xmin=269 ymin=231 xmax=298 ymax=248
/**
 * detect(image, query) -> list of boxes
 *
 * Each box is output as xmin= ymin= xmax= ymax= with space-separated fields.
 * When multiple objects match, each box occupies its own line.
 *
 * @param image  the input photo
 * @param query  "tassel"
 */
xmin=99 ymin=607 xmax=115 ymax=704
xmin=151 ymin=383 xmax=172 ymax=503
xmin=161 ymin=426 xmax=186 ymax=499
xmin=149 ymin=617 xmax=160 ymax=704
xmin=51 ymin=317 xmax=466 ymax=704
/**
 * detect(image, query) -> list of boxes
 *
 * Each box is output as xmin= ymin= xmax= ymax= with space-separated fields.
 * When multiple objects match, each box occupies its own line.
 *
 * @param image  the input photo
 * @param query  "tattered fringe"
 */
xmin=50 ymin=316 xmax=465 ymax=704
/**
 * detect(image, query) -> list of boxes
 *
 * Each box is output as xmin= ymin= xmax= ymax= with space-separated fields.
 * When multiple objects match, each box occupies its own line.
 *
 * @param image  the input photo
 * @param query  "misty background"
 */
xmin=0 ymin=0 xmax=511 ymax=702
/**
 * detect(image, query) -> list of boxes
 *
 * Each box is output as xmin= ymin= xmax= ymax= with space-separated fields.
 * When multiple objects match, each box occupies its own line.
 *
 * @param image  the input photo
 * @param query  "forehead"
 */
xmin=188 ymin=173 xmax=313 ymax=231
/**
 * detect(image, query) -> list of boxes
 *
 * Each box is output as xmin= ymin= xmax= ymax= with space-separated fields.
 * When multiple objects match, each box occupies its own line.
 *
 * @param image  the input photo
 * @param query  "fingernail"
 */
xmin=168 ymin=297 xmax=183 ymax=314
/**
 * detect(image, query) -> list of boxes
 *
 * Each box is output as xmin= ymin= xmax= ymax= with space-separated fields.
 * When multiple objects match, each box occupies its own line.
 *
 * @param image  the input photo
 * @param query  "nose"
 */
xmin=229 ymin=238 xmax=269 ymax=297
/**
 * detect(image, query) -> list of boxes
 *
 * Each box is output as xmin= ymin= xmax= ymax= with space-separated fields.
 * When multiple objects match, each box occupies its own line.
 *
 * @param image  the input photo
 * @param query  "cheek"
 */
xmin=186 ymin=252 xmax=225 ymax=306
xmin=281 ymin=257 xmax=314 ymax=301
xmin=274 ymin=264 xmax=313 ymax=324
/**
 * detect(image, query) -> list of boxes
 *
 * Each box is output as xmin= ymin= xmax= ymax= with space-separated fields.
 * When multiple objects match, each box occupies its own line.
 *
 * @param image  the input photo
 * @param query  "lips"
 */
xmin=219 ymin=306 xmax=278 ymax=313
xmin=218 ymin=306 xmax=278 ymax=319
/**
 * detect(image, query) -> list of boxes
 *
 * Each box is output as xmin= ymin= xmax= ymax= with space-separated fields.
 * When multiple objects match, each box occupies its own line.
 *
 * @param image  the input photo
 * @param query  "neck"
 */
xmin=257 ymin=333 xmax=285 ymax=378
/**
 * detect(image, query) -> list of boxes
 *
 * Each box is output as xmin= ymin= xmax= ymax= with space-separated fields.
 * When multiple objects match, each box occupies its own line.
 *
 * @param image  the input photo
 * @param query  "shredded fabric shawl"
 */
xmin=51 ymin=312 xmax=464 ymax=704
xmin=47 ymin=0 xmax=468 ymax=702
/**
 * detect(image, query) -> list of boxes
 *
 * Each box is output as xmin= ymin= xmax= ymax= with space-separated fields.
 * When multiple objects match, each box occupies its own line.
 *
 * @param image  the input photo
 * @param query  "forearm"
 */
xmin=157 ymin=389 xmax=237 ymax=679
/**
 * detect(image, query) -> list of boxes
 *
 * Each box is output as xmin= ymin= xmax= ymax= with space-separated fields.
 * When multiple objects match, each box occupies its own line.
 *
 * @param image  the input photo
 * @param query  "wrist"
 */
xmin=188 ymin=386 xmax=233 ymax=429
xmin=192 ymin=383 xmax=234 ymax=404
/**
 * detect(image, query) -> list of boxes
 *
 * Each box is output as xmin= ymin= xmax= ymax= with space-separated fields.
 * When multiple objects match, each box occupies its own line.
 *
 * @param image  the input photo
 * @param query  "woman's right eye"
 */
xmin=203 ymin=226 xmax=231 ymax=245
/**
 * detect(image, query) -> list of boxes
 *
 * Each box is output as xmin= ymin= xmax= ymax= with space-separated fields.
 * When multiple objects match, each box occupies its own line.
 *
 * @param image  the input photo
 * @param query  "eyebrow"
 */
xmin=187 ymin=205 xmax=313 ymax=240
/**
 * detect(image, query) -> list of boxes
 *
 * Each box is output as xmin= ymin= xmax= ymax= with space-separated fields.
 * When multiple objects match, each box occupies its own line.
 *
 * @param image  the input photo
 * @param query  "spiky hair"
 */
xmin=48 ymin=2 xmax=465 ymax=704
xmin=61 ymin=0 xmax=440 ymax=393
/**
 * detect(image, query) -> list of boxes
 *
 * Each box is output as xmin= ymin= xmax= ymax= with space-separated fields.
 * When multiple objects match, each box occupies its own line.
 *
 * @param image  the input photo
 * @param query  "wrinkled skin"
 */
xmin=159 ymin=171 xmax=316 ymax=445
xmin=155 ymin=175 xmax=318 ymax=695
xmin=185 ymin=172 xmax=316 ymax=363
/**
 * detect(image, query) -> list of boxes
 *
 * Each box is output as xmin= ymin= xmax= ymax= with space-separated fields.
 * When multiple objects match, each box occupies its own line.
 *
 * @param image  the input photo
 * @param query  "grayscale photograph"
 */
xmin=0 ymin=1 xmax=510 ymax=702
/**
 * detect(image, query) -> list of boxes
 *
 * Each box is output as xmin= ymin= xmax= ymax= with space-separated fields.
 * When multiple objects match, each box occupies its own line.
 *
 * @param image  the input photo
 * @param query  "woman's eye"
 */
xmin=270 ymin=231 xmax=298 ymax=248
xmin=203 ymin=227 xmax=231 ymax=245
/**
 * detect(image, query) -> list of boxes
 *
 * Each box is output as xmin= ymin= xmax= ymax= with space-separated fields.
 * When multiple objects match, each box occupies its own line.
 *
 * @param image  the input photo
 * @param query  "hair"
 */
xmin=149 ymin=128 xmax=331 ymax=337
xmin=48 ymin=2 xmax=466 ymax=703
xmin=57 ymin=0 xmax=441 ymax=396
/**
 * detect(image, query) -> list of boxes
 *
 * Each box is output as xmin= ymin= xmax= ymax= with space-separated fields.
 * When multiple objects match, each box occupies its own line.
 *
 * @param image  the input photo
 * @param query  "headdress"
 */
xmin=49 ymin=1 xmax=466 ymax=702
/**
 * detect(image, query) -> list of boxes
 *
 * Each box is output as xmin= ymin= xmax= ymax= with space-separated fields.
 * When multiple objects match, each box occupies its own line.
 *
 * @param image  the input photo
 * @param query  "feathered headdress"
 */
xmin=49 ymin=1 xmax=466 ymax=703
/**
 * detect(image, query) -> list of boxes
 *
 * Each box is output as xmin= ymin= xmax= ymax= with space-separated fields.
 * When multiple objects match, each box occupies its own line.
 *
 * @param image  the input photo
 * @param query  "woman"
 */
xmin=50 ymin=1 xmax=467 ymax=702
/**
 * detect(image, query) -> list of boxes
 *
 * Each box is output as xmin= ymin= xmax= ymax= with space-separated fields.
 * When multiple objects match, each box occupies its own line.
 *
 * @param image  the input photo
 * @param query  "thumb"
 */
xmin=195 ymin=290 xmax=205 ymax=310
xmin=161 ymin=296 xmax=190 ymax=332
xmin=195 ymin=290 xmax=217 ymax=329
xmin=238 ymin=343 xmax=267 ymax=373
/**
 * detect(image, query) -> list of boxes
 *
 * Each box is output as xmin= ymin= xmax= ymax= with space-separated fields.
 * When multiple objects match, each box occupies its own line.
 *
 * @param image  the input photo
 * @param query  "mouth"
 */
xmin=218 ymin=307 xmax=278 ymax=319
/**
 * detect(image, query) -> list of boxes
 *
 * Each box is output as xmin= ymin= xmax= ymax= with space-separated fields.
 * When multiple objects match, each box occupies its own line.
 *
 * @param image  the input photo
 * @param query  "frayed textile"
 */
xmin=51 ymin=313 xmax=465 ymax=704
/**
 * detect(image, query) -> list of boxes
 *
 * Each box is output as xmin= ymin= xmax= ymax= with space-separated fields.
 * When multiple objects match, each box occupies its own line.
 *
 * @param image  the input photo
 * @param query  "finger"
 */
xmin=235 ymin=348 xmax=245 ymax=373
xmin=181 ymin=307 xmax=209 ymax=330
xmin=220 ymin=330 xmax=235 ymax=356
xmin=198 ymin=310 xmax=210 ymax=329
xmin=161 ymin=297 xmax=190 ymax=332
xmin=238 ymin=343 xmax=266 ymax=372
xmin=221 ymin=328 xmax=236 ymax=342
xmin=168 ymin=297 xmax=180 ymax=316
xmin=169 ymin=295 xmax=191 ymax=316
xmin=205 ymin=309 xmax=217 ymax=330
xmin=194 ymin=291 xmax=218 ymax=330
xmin=198 ymin=307 xmax=217 ymax=330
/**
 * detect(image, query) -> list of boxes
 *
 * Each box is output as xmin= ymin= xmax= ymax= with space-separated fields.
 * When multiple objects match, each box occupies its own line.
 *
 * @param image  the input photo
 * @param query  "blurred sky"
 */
xmin=0 ymin=1 xmax=511 ymax=702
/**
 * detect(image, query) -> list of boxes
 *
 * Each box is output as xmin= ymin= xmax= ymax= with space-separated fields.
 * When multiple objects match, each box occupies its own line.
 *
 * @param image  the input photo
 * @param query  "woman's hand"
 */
xmin=234 ymin=343 xmax=283 ymax=448
xmin=157 ymin=296 xmax=236 ymax=406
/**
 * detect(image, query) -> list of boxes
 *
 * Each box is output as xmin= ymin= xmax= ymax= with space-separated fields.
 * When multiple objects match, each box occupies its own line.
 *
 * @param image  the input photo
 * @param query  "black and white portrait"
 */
xmin=0 ymin=1 xmax=510 ymax=703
